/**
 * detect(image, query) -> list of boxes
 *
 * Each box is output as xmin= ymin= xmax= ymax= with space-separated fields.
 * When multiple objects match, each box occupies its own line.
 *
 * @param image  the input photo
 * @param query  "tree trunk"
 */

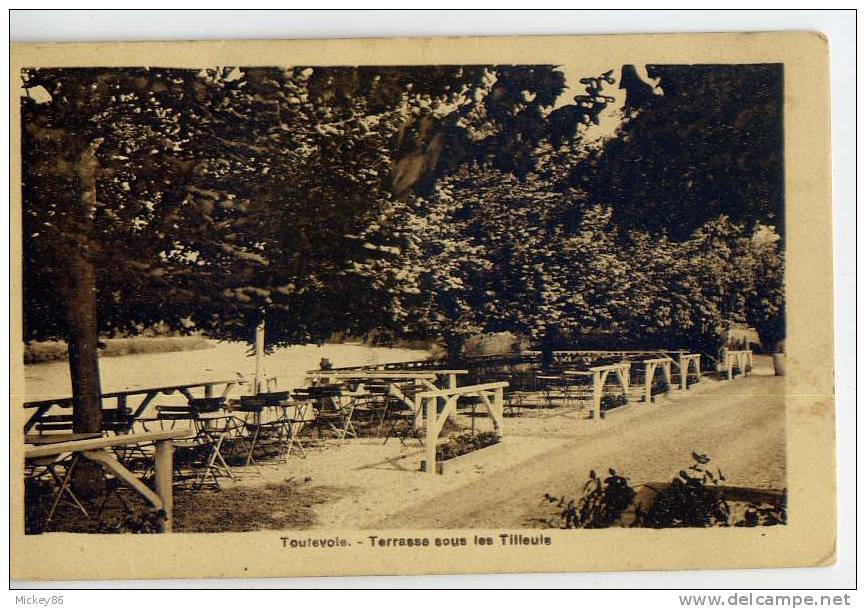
xmin=64 ymin=143 xmax=104 ymax=434
xmin=540 ymin=329 xmax=556 ymax=372
xmin=64 ymin=251 xmax=102 ymax=434
xmin=63 ymin=143 xmax=104 ymax=496
xmin=444 ymin=332 xmax=465 ymax=366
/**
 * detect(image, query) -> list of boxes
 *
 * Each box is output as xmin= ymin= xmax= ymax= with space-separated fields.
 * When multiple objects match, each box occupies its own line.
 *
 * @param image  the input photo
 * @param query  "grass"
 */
xmin=24 ymin=335 xmax=214 ymax=364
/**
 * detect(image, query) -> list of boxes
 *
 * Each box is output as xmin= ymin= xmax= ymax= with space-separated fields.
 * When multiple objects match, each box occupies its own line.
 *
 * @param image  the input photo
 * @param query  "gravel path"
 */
xmin=369 ymin=372 xmax=786 ymax=529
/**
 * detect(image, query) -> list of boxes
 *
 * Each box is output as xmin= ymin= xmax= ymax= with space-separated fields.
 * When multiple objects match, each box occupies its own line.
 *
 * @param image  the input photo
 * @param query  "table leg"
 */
xmin=83 ymin=447 xmax=170 ymax=533
xmin=154 ymin=439 xmax=174 ymax=533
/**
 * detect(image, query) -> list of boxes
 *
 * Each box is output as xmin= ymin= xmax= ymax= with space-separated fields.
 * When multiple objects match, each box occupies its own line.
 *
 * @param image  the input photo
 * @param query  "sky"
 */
xmin=555 ymin=64 xmax=662 ymax=144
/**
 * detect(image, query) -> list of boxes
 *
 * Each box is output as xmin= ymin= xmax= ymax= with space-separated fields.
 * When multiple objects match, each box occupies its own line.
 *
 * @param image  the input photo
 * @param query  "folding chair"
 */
xmin=275 ymin=398 xmax=313 ymax=461
xmin=25 ymin=429 xmax=103 ymax=531
xmin=341 ymin=394 xmax=377 ymax=437
xmin=502 ymin=383 xmax=529 ymax=416
xmin=195 ymin=412 xmax=240 ymax=486
xmin=27 ymin=416 xmax=87 ymax=495
xmin=153 ymin=406 xmax=234 ymax=488
xmin=233 ymin=398 xmax=288 ymax=466
xmin=289 ymin=390 xmax=324 ymax=452
xmin=26 ymin=414 xmax=150 ymax=529
xmin=359 ymin=382 xmax=392 ymax=433
xmin=256 ymin=391 xmax=305 ymax=458
xmin=308 ymin=385 xmax=357 ymax=442
xmin=382 ymin=383 xmax=423 ymax=447
xmin=100 ymin=409 xmax=154 ymax=471
xmin=536 ymin=375 xmax=564 ymax=408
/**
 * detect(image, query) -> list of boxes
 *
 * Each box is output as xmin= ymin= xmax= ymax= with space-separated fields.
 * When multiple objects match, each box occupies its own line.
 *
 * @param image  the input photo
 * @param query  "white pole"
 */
xmin=254 ymin=318 xmax=265 ymax=394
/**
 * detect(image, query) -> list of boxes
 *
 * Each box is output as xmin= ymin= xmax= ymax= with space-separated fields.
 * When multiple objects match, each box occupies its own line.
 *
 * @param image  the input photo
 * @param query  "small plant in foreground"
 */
xmin=637 ymin=452 xmax=729 ymax=527
xmin=544 ymin=452 xmax=786 ymax=529
xmin=735 ymin=496 xmax=787 ymax=527
xmin=545 ymin=467 xmax=636 ymax=528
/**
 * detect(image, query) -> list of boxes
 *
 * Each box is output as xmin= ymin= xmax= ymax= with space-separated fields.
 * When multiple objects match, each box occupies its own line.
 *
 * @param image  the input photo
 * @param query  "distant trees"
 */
xmin=399 ymin=160 xmax=783 ymax=357
xmin=393 ymin=63 xmax=785 ymax=358
xmin=393 ymin=64 xmax=785 ymax=356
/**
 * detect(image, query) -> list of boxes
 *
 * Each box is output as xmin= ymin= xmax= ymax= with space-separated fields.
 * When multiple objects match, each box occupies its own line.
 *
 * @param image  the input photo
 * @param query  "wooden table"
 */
xmin=25 ymin=433 xmax=102 ymax=445
xmin=23 ymin=378 xmax=263 ymax=433
xmin=24 ymin=429 xmax=188 ymax=533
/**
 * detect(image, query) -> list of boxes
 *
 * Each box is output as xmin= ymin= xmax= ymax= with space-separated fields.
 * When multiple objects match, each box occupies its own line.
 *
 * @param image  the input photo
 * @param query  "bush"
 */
xmin=544 ymin=452 xmax=786 ymax=529
xmin=544 ymin=468 xmax=636 ymax=528
xmin=24 ymin=335 xmax=213 ymax=364
xmin=600 ymin=393 xmax=628 ymax=411
xmin=436 ymin=431 xmax=500 ymax=462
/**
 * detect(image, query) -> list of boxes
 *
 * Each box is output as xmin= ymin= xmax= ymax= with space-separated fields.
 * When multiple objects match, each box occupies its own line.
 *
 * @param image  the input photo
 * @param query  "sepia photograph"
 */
xmin=9 ymin=26 xmax=838 ymax=583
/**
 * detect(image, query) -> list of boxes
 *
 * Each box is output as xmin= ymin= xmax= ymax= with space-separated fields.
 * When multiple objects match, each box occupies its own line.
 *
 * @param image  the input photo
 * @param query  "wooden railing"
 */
xmin=526 ymin=349 xmax=688 ymax=364
xmin=676 ymin=354 xmax=702 ymax=390
xmin=639 ymin=358 xmax=673 ymax=403
xmin=563 ymin=353 xmax=704 ymax=418
xmin=23 ymin=376 xmax=278 ymax=432
xmin=724 ymin=350 xmax=754 ymax=379
xmin=565 ymin=362 xmax=631 ymax=419
xmin=416 ymin=381 xmax=508 ymax=475
xmin=306 ymin=368 xmax=468 ymax=390
xmin=24 ymin=430 xmax=187 ymax=532
xmin=320 ymin=359 xmax=449 ymax=372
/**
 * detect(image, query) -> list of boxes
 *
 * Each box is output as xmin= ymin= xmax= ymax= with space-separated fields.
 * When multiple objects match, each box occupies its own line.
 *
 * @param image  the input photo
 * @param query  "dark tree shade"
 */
xmin=573 ymin=64 xmax=784 ymax=240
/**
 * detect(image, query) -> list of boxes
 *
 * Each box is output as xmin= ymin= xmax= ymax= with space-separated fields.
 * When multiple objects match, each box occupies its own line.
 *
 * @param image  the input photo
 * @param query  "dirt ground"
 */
xmin=188 ymin=355 xmax=785 ymax=530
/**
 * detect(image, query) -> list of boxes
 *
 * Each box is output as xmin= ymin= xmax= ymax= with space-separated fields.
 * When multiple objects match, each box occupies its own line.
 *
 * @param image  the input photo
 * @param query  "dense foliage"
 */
xmin=21 ymin=63 xmax=785 ymax=432
xmin=575 ymin=64 xmax=785 ymax=239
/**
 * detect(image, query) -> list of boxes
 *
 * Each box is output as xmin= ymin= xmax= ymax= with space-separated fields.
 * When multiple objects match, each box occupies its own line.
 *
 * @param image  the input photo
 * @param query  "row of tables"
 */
xmin=23 ymin=368 xmax=471 ymax=534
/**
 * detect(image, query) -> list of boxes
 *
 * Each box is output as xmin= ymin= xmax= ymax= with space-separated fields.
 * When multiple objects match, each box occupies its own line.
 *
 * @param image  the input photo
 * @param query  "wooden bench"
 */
xmin=25 ymin=429 xmax=188 ymax=532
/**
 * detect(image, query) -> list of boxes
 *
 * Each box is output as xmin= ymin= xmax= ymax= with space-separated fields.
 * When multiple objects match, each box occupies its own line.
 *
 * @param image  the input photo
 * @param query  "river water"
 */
xmin=22 ymin=341 xmax=430 ymax=404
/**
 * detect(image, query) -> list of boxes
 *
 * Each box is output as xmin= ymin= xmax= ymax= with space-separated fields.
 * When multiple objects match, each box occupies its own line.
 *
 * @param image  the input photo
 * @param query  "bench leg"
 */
xmin=154 ymin=440 xmax=174 ymax=533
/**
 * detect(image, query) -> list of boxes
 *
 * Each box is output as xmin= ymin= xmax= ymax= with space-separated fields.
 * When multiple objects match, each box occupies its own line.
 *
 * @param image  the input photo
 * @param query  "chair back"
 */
xmin=156 ymin=405 xmax=199 ymax=421
xmin=304 ymin=385 xmax=341 ymax=411
xmin=101 ymin=408 xmax=134 ymax=433
xmin=187 ymin=397 xmax=225 ymax=413
xmin=235 ymin=395 xmax=267 ymax=412
xmin=458 ymin=395 xmax=484 ymax=407
xmin=257 ymin=390 xmax=291 ymax=406
xmin=307 ymin=384 xmax=342 ymax=398
xmin=34 ymin=414 xmax=74 ymax=435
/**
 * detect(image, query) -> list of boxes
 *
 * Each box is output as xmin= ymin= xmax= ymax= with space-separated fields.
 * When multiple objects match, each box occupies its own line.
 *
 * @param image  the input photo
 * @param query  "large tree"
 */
xmin=378 ymin=69 xmax=620 ymax=359
xmin=573 ymin=64 xmax=785 ymax=240
xmin=22 ymin=68 xmax=225 ymax=433
xmin=388 ymin=64 xmax=785 ymax=358
xmin=21 ymin=64 xmax=500 ymax=429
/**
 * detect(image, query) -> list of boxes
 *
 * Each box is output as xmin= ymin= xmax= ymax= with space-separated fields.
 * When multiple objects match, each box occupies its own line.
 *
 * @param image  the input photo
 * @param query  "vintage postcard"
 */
xmin=10 ymin=31 xmax=834 ymax=581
